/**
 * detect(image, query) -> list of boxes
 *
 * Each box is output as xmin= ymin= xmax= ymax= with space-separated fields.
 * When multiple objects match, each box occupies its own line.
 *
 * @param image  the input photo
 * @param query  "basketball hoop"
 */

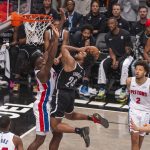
xmin=11 ymin=12 xmax=53 ymax=46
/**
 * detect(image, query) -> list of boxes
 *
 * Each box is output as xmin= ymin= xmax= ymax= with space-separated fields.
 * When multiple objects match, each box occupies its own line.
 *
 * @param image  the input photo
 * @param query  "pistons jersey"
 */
xmin=0 ymin=132 xmax=15 ymax=150
xmin=56 ymin=62 xmax=84 ymax=90
xmin=129 ymin=77 xmax=150 ymax=112
xmin=35 ymin=68 xmax=57 ymax=102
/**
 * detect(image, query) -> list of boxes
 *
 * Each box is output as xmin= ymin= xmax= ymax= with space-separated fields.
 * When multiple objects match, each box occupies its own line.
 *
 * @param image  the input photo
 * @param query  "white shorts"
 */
xmin=129 ymin=109 xmax=150 ymax=136
xmin=33 ymin=100 xmax=51 ymax=135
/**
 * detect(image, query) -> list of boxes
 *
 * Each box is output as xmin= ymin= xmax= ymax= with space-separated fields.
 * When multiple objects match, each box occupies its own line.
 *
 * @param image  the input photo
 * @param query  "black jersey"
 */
xmin=56 ymin=62 xmax=84 ymax=90
xmin=105 ymin=29 xmax=132 ymax=57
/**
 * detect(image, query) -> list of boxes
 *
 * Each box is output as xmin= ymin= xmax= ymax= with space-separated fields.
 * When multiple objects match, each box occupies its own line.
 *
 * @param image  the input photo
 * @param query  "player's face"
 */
xmin=43 ymin=0 xmax=51 ymax=8
xmin=112 ymin=5 xmax=121 ymax=17
xmin=75 ymin=51 xmax=87 ymax=60
xmin=82 ymin=29 xmax=91 ymax=40
xmin=36 ymin=56 xmax=46 ymax=69
xmin=91 ymin=2 xmax=99 ymax=14
xmin=135 ymin=65 xmax=146 ymax=79
xmin=139 ymin=8 xmax=148 ymax=19
xmin=107 ymin=19 xmax=117 ymax=31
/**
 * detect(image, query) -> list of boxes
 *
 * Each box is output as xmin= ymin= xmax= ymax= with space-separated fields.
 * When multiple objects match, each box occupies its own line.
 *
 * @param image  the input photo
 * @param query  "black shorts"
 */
xmin=50 ymin=89 xmax=75 ymax=118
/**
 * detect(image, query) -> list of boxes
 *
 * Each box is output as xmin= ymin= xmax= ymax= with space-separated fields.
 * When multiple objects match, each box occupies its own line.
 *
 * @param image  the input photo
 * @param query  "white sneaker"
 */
xmin=89 ymin=87 xmax=97 ymax=95
xmin=0 ymin=80 xmax=8 ymax=86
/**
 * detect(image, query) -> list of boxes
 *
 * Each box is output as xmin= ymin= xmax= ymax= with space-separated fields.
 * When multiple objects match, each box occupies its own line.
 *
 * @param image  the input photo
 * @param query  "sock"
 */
xmin=82 ymin=80 xmax=89 ymax=87
xmin=87 ymin=115 xmax=92 ymax=121
xmin=75 ymin=128 xmax=82 ymax=134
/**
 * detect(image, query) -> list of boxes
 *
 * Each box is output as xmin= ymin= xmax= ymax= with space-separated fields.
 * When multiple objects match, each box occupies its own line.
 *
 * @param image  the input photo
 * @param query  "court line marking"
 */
xmin=20 ymin=126 xmax=36 ymax=139
xmin=75 ymin=106 xmax=128 ymax=114
xmin=20 ymin=107 xmax=128 ymax=139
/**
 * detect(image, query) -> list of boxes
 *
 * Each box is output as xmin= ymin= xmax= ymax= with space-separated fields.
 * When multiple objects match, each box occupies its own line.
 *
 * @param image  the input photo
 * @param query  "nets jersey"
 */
xmin=0 ymin=132 xmax=15 ymax=150
xmin=56 ymin=62 xmax=84 ymax=89
xmin=129 ymin=77 xmax=150 ymax=112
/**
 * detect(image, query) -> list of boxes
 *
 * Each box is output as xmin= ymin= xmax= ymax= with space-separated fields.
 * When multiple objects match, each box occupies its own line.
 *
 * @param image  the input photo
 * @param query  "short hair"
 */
xmin=0 ymin=115 xmax=11 ymax=129
xmin=82 ymin=53 xmax=95 ymax=70
xmin=90 ymin=0 xmax=100 ymax=8
xmin=112 ymin=3 xmax=121 ymax=9
xmin=81 ymin=24 xmax=93 ymax=33
xmin=66 ymin=0 xmax=75 ymax=6
xmin=30 ymin=50 xmax=43 ymax=69
xmin=134 ymin=60 xmax=150 ymax=75
xmin=138 ymin=6 xmax=148 ymax=12
xmin=107 ymin=17 xmax=118 ymax=25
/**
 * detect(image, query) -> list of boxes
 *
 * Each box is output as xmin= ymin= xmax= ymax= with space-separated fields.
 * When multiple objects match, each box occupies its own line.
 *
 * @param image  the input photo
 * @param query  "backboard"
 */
xmin=0 ymin=0 xmax=31 ymax=32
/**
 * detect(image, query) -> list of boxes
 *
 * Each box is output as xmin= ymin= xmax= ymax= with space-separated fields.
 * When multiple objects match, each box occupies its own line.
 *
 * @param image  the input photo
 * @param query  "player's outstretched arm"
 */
xmin=13 ymin=135 xmax=24 ymax=150
xmin=38 ymin=24 xmax=59 ymax=82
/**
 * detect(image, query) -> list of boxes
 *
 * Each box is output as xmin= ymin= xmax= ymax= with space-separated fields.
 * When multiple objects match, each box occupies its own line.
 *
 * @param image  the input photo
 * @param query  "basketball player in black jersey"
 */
xmin=50 ymin=45 xmax=109 ymax=149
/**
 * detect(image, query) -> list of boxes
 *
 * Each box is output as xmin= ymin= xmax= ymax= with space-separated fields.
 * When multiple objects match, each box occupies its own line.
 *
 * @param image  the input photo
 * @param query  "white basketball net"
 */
xmin=24 ymin=15 xmax=51 ymax=46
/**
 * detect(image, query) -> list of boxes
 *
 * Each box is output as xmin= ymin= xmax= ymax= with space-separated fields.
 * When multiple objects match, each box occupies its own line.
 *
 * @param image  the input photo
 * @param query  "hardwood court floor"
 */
xmin=22 ymin=107 xmax=150 ymax=150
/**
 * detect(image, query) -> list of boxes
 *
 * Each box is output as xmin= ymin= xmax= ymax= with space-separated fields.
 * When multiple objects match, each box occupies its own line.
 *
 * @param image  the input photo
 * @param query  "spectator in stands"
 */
xmin=97 ymin=18 xmax=133 ymax=101
xmin=143 ymin=19 xmax=150 ymax=65
xmin=105 ymin=0 xmax=118 ymax=17
xmin=118 ymin=0 xmax=139 ymax=28
xmin=131 ymin=6 xmax=148 ymax=36
xmin=83 ymin=0 xmax=107 ymax=38
xmin=63 ymin=0 xmax=83 ymax=42
xmin=112 ymin=3 xmax=130 ymax=31
xmin=71 ymin=24 xmax=96 ymax=96
xmin=35 ymin=0 xmax=59 ymax=19
xmin=0 ymin=115 xmax=24 ymax=150
xmin=131 ymin=18 xmax=150 ymax=76
xmin=72 ymin=24 xmax=95 ymax=47
xmin=0 ymin=27 xmax=18 ymax=86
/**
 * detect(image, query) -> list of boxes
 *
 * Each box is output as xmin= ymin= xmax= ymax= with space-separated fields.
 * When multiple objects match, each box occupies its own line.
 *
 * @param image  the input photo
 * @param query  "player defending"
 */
xmin=27 ymin=24 xmax=61 ymax=150
xmin=127 ymin=60 xmax=150 ymax=150
xmin=0 ymin=115 xmax=24 ymax=150
xmin=50 ymin=45 xmax=109 ymax=149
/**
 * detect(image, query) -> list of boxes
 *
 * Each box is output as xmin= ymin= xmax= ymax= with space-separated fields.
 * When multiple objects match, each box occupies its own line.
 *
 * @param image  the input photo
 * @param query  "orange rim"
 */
xmin=11 ymin=12 xmax=53 ymax=26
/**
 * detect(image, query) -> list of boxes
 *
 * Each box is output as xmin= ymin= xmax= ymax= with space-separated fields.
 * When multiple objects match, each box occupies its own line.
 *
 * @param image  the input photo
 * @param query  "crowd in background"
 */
xmin=0 ymin=0 xmax=150 ymax=103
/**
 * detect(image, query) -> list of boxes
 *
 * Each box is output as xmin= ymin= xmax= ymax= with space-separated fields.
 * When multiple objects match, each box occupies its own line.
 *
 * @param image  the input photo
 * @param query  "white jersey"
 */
xmin=33 ymin=68 xmax=57 ymax=133
xmin=0 ymin=132 xmax=15 ymax=150
xmin=129 ymin=77 xmax=150 ymax=112
xmin=35 ymin=67 xmax=56 ymax=102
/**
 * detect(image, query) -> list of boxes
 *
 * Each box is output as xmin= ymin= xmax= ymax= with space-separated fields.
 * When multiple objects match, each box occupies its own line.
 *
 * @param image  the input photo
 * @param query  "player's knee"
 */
xmin=131 ymin=134 xmax=139 ymax=145
xmin=53 ymin=132 xmax=63 ymax=140
xmin=65 ymin=113 xmax=74 ymax=120
xmin=35 ymin=136 xmax=45 ymax=146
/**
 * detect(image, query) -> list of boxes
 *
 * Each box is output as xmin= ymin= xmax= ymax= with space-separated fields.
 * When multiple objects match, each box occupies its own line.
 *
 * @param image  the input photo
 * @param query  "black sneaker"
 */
xmin=92 ymin=113 xmax=109 ymax=128
xmin=80 ymin=127 xmax=90 ymax=147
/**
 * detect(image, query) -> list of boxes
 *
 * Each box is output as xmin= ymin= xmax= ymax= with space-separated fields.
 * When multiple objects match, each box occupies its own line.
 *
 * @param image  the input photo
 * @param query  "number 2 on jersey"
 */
xmin=136 ymin=97 xmax=141 ymax=104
